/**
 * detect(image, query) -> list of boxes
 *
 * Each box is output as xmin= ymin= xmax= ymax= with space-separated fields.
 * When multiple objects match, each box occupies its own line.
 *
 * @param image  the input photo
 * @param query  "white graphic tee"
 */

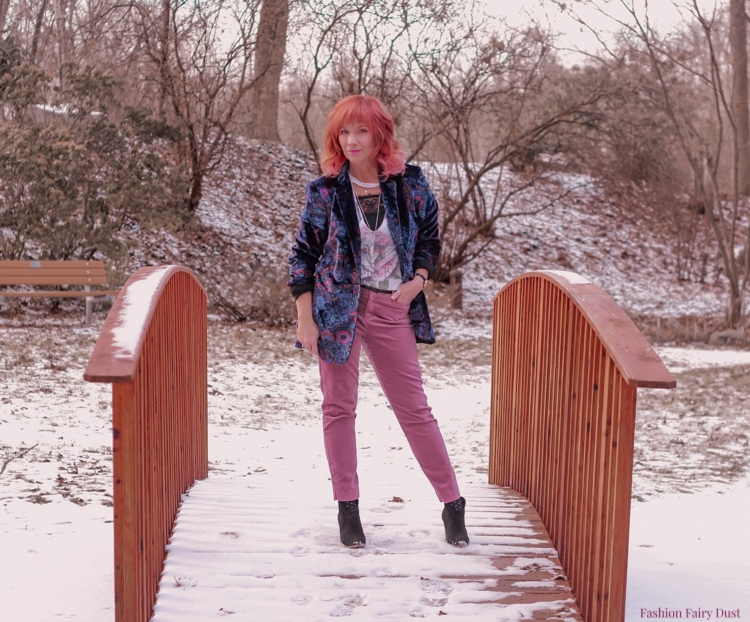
xmin=355 ymin=195 xmax=403 ymax=291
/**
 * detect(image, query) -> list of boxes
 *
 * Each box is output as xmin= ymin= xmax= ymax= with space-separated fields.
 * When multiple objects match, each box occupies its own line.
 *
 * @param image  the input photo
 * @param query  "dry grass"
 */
xmin=633 ymin=365 xmax=750 ymax=497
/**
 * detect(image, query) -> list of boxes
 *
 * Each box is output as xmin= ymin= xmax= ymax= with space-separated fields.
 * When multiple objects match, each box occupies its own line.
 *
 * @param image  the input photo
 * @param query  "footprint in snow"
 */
xmin=292 ymin=595 xmax=311 ymax=606
xmin=329 ymin=593 xmax=366 ymax=617
xmin=419 ymin=578 xmax=453 ymax=607
xmin=289 ymin=545 xmax=309 ymax=557
xmin=408 ymin=528 xmax=430 ymax=538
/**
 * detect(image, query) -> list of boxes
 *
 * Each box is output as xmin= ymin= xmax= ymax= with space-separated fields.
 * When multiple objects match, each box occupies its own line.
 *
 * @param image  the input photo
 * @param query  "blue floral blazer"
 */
xmin=288 ymin=162 xmax=440 ymax=364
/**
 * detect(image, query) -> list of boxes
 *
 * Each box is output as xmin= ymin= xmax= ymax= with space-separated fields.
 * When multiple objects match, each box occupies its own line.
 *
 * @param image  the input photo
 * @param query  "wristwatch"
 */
xmin=415 ymin=273 xmax=427 ymax=288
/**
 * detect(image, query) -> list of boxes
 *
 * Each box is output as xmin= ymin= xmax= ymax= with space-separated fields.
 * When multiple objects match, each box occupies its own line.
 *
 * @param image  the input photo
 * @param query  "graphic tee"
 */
xmin=355 ymin=192 xmax=403 ymax=291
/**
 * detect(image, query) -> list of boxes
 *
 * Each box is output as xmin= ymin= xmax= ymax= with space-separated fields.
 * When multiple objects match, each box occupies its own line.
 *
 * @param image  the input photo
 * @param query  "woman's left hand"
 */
xmin=391 ymin=277 xmax=424 ymax=306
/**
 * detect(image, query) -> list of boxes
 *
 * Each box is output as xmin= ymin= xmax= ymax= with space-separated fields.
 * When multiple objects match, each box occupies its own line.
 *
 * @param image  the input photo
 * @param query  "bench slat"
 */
xmin=0 ymin=291 xmax=119 ymax=298
xmin=0 ymin=260 xmax=105 ymax=269
xmin=0 ymin=276 xmax=109 ymax=285
xmin=0 ymin=268 xmax=107 ymax=278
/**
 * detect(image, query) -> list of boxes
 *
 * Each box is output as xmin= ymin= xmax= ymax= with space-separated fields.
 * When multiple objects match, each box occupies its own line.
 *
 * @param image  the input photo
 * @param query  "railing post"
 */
xmin=84 ymin=266 xmax=208 ymax=622
xmin=490 ymin=271 xmax=675 ymax=622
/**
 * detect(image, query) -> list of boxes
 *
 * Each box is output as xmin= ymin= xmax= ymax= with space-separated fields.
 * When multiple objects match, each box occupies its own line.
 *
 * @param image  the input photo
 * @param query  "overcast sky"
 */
xmin=481 ymin=0 xmax=723 ymax=62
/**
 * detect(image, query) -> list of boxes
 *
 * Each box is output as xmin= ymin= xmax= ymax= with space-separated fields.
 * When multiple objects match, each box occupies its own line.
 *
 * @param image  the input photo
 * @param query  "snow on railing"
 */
xmin=84 ymin=266 xmax=208 ymax=622
xmin=490 ymin=270 xmax=675 ymax=622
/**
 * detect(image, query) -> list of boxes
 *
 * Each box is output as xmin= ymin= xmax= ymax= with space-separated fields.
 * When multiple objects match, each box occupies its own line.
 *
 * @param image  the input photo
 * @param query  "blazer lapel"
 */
xmin=381 ymin=176 xmax=410 ymax=274
xmin=333 ymin=163 xmax=361 ymax=260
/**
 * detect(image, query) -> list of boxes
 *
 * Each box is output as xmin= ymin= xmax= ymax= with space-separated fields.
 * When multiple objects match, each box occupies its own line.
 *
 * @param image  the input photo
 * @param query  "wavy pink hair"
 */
xmin=320 ymin=95 xmax=405 ymax=178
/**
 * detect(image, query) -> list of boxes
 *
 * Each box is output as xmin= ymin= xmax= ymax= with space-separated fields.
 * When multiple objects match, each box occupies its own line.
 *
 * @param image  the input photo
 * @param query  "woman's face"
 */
xmin=338 ymin=122 xmax=377 ymax=168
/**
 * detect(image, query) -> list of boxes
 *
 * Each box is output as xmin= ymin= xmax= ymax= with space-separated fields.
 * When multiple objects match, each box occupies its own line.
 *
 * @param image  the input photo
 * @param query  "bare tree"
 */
xmin=410 ymin=20 xmax=602 ymax=280
xmin=284 ymin=0 xmax=360 ymax=161
xmin=285 ymin=0 xmax=452 ymax=163
xmin=134 ymin=0 xmax=263 ymax=211
xmin=559 ymin=0 xmax=750 ymax=326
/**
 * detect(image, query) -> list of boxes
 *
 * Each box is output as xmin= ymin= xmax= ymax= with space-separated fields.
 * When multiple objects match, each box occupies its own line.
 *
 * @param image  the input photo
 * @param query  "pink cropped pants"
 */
xmin=318 ymin=287 xmax=460 ymax=503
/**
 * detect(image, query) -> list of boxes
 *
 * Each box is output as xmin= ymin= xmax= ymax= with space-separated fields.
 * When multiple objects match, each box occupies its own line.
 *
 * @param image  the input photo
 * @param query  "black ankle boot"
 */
xmin=338 ymin=499 xmax=366 ymax=548
xmin=442 ymin=496 xmax=469 ymax=546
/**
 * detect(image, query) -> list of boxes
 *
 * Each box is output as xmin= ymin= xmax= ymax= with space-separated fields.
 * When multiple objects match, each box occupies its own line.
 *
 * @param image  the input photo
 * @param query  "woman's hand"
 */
xmin=391 ymin=270 xmax=427 ymax=306
xmin=295 ymin=292 xmax=320 ymax=356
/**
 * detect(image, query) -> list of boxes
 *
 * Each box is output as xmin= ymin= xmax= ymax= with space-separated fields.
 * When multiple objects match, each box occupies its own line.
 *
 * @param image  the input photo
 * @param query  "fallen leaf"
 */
xmin=389 ymin=496 xmax=404 ymax=503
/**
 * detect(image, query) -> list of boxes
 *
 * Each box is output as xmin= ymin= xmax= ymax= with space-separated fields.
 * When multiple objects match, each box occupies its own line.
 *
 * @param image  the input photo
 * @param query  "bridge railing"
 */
xmin=490 ymin=271 xmax=675 ymax=622
xmin=84 ymin=266 xmax=208 ymax=622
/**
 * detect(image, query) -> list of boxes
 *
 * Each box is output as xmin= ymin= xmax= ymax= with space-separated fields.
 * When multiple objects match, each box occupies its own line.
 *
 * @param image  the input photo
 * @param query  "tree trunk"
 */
xmin=249 ymin=0 xmax=288 ymax=142
xmin=53 ymin=0 xmax=64 ymax=83
xmin=0 ymin=0 xmax=11 ymax=32
xmin=187 ymin=173 xmax=202 ymax=212
xmin=30 ymin=0 xmax=48 ymax=63
xmin=159 ymin=0 xmax=170 ymax=117
xmin=730 ymin=0 xmax=750 ymax=194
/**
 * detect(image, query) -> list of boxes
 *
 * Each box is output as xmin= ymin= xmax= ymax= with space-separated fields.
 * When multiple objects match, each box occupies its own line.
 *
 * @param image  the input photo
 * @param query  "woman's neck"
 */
xmin=348 ymin=161 xmax=379 ymax=183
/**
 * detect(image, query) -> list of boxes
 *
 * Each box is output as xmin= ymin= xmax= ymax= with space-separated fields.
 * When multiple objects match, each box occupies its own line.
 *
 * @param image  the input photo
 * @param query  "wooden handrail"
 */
xmin=84 ymin=266 xmax=208 ymax=622
xmin=490 ymin=270 xmax=675 ymax=622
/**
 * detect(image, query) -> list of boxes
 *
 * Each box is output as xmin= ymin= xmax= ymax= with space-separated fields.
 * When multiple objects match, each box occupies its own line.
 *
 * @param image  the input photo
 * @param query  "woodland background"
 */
xmin=0 ymin=0 xmax=749 ymax=330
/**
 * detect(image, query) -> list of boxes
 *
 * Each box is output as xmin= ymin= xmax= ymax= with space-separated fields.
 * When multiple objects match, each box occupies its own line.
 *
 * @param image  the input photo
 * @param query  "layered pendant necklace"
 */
xmin=350 ymin=174 xmax=381 ymax=257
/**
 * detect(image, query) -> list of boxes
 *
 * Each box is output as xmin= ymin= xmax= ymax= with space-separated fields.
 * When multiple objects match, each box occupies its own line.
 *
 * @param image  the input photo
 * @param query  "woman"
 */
xmin=288 ymin=94 xmax=468 ymax=549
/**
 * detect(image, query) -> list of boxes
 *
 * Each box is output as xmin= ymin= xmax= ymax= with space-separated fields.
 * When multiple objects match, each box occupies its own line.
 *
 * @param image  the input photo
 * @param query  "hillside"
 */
xmin=1 ymin=137 xmax=736 ymax=341
xmin=193 ymin=139 xmax=734 ymax=341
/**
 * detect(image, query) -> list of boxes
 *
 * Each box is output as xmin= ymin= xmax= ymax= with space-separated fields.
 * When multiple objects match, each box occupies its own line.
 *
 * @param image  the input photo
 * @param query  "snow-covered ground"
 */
xmin=627 ymin=479 xmax=750 ymax=620
xmin=1 ymin=321 xmax=748 ymax=620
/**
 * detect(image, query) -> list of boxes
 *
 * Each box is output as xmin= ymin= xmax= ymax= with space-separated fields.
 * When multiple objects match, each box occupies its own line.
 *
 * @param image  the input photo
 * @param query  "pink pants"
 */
xmin=318 ymin=287 xmax=461 ymax=503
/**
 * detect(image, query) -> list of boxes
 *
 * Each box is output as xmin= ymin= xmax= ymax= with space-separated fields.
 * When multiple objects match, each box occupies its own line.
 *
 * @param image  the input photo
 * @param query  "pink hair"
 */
xmin=320 ymin=95 xmax=405 ymax=178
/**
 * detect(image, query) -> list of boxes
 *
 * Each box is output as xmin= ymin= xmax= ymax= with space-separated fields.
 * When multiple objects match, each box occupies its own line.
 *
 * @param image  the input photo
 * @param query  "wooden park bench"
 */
xmin=0 ymin=260 xmax=120 ymax=324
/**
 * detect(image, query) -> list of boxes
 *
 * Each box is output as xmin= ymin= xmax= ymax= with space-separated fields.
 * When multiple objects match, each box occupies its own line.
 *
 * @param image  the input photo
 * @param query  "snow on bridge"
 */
xmin=151 ymin=480 xmax=581 ymax=621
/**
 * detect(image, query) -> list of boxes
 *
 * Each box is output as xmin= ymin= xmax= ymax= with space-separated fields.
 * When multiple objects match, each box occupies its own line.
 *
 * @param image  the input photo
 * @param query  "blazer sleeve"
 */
xmin=410 ymin=167 xmax=441 ymax=280
xmin=288 ymin=181 xmax=329 ymax=297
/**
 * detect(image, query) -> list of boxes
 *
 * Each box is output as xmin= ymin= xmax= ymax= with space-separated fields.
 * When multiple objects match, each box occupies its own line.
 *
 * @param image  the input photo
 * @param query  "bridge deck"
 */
xmin=151 ymin=481 xmax=582 ymax=621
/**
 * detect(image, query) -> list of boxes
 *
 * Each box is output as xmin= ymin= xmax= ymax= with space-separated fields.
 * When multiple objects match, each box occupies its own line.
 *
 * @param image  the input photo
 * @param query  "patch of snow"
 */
xmin=542 ymin=270 xmax=592 ymax=285
xmin=626 ymin=480 xmax=750 ymax=619
xmin=110 ymin=267 xmax=171 ymax=359
xmin=655 ymin=346 xmax=750 ymax=374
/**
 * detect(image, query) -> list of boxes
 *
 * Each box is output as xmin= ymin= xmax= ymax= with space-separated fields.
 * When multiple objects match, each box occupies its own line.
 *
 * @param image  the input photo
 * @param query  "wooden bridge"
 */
xmin=84 ymin=267 xmax=675 ymax=621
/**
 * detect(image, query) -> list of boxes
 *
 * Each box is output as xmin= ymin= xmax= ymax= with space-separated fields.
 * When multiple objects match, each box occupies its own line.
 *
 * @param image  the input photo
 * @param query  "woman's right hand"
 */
xmin=297 ymin=317 xmax=320 ymax=356
xmin=295 ymin=292 xmax=320 ymax=356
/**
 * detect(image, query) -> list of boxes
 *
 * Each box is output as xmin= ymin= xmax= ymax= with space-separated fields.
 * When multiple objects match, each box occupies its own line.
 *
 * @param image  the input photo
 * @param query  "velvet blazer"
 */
xmin=288 ymin=162 xmax=440 ymax=364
